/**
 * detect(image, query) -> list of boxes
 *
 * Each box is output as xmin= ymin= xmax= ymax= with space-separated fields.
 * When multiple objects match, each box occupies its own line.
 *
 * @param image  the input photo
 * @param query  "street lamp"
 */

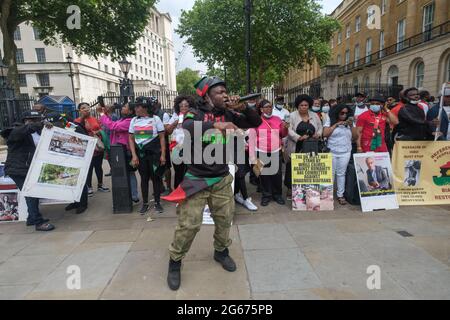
xmin=244 ymin=0 xmax=252 ymax=93
xmin=118 ymin=58 xmax=133 ymax=103
xmin=66 ymin=53 xmax=76 ymax=105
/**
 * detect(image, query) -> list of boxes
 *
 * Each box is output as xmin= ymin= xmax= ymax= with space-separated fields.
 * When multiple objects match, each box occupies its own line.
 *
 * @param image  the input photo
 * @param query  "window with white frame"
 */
xmin=35 ymin=48 xmax=46 ymax=62
xmin=397 ymin=19 xmax=406 ymax=51
xmin=345 ymin=49 xmax=350 ymax=66
xmin=16 ymin=48 xmax=24 ymax=63
xmin=379 ymin=31 xmax=385 ymax=58
xmin=355 ymin=16 xmax=361 ymax=32
xmin=33 ymin=26 xmax=41 ymax=40
xmin=346 ymin=24 xmax=351 ymax=38
xmin=365 ymin=38 xmax=372 ymax=63
xmin=354 ymin=44 xmax=360 ymax=66
xmin=37 ymin=73 xmax=50 ymax=86
xmin=423 ymin=2 xmax=435 ymax=41
xmin=337 ymin=32 xmax=342 ymax=44
xmin=18 ymin=74 xmax=27 ymax=87
xmin=381 ymin=0 xmax=387 ymax=15
xmin=415 ymin=62 xmax=425 ymax=88
xmin=13 ymin=27 xmax=21 ymax=40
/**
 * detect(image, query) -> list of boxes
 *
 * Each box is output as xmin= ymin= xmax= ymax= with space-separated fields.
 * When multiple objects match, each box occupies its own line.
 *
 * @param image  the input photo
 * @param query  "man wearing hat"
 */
xmin=356 ymin=95 xmax=398 ymax=153
xmin=163 ymin=76 xmax=261 ymax=290
xmin=2 ymin=111 xmax=55 ymax=231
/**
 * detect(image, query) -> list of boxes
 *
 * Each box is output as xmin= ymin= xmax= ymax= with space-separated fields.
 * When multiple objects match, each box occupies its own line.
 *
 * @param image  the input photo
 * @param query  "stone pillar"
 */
xmin=405 ymin=0 xmax=418 ymax=38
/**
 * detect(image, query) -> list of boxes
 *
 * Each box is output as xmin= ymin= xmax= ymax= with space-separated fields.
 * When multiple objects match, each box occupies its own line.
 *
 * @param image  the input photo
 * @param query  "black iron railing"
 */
xmin=337 ymin=20 xmax=450 ymax=76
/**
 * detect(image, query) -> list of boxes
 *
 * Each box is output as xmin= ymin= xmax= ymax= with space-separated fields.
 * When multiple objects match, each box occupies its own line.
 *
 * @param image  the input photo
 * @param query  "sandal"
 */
xmin=338 ymin=197 xmax=347 ymax=205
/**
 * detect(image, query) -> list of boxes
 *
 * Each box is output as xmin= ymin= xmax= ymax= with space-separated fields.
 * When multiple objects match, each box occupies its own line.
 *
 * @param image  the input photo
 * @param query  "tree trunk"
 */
xmin=1 ymin=0 xmax=20 ymax=94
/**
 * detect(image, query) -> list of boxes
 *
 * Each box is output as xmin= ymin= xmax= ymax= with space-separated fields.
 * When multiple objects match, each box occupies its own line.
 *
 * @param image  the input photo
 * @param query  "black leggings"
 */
xmin=138 ymin=151 xmax=162 ymax=204
xmin=234 ymin=164 xmax=250 ymax=199
xmin=87 ymin=154 xmax=104 ymax=188
xmin=173 ymin=163 xmax=187 ymax=189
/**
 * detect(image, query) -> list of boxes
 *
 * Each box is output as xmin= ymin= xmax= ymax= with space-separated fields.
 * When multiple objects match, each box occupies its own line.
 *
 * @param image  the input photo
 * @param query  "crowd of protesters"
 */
xmin=1 ymin=82 xmax=449 ymax=232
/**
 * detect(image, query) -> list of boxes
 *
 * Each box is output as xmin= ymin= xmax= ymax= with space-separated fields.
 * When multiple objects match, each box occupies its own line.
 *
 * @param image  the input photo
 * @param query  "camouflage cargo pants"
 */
xmin=169 ymin=174 xmax=235 ymax=262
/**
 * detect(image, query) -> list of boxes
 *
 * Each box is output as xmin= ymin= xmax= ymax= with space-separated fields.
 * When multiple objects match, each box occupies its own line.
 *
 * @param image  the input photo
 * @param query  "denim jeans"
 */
xmin=9 ymin=175 xmax=44 ymax=225
xmin=129 ymin=172 xmax=139 ymax=201
xmin=332 ymin=152 xmax=352 ymax=198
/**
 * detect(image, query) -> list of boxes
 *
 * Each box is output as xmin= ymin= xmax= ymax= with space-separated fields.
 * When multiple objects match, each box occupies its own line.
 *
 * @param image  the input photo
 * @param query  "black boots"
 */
xmin=214 ymin=248 xmax=236 ymax=272
xmin=167 ymin=259 xmax=181 ymax=291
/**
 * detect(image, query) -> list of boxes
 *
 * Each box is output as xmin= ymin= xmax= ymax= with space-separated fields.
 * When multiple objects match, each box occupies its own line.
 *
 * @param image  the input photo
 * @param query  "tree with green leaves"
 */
xmin=177 ymin=0 xmax=340 ymax=92
xmin=176 ymin=68 xmax=201 ymax=93
xmin=0 ymin=0 xmax=155 ymax=92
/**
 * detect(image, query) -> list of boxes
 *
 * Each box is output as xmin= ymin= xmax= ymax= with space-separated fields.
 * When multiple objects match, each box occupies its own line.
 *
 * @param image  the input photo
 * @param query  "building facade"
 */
xmin=281 ymin=0 xmax=450 ymax=102
xmin=0 ymin=6 xmax=177 ymax=104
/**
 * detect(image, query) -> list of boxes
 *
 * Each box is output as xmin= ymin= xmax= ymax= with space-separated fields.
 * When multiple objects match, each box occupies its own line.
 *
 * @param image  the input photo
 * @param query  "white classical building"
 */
xmin=0 ymin=6 xmax=177 ymax=104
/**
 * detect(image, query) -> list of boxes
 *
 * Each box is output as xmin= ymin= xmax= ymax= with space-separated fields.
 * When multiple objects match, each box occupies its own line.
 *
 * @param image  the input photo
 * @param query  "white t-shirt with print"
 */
xmin=129 ymin=116 xmax=164 ymax=146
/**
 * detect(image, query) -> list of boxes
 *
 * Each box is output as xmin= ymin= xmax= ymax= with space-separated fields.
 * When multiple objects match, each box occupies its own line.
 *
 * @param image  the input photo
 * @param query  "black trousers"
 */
xmin=259 ymin=151 xmax=283 ymax=200
xmin=173 ymin=163 xmax=187 ymax=190
xmin=234 ymin=164 xmax=250 ymax=199
xmin=284 ymin=160 xmax=292 ymax=189
xmin=138 ymin=151 xmax=162 ymax=204
xmin=87 ymin=153 xmax=104 ymax=188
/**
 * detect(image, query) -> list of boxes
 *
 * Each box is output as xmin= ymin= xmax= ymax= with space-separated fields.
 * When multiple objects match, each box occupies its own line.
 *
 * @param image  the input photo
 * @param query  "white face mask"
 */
xmin=322 ymin=105 xmax=330 ymax=113
xmin=356 ymin=102 xmax=365 ymax=108
xmin=263 ymin=113 xmax=272 ymax=118
xmin=312 ymin=106 xmax=321 ymax=112
xmin=410 ymin=100 xmax=419 ymax=105
xmin=247 ymin=103 xmax=256 ymax=108
xmin=275 ymin=104 xmax=284 ymax=110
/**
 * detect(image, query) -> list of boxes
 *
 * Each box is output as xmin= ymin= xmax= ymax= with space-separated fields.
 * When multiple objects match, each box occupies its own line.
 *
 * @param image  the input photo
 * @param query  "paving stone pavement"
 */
xmin=0 ymin=160 xmax=449 ymax=300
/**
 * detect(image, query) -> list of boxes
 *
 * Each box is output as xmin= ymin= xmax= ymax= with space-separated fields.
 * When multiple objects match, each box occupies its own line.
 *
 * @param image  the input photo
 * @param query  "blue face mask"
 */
xmin=312 ymin=106 xmax=321 ymax=112
xmin=322 ymin=105 xmax=330 ymax=113
xmin=370 ymin=105 xmax=381 ymax=113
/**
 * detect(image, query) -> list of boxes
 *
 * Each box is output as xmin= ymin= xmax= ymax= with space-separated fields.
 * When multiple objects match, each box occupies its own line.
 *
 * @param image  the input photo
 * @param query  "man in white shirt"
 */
xmin=272 ymin=96 xmax=290 ymax=122
xmin=353 ymin=92 xmax=368 ymax=125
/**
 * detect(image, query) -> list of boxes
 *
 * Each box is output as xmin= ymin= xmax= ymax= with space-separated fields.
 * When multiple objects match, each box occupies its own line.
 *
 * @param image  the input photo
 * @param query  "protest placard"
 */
xmin=291 ymin=153 xmax=333 ymax=211
xmin=21 ymin=127 xmax=97 ymax=202
xmin=392 ymin=141 xmax=450 ymax=205
xmin=354 ymin=152 xmax=398 ymax=212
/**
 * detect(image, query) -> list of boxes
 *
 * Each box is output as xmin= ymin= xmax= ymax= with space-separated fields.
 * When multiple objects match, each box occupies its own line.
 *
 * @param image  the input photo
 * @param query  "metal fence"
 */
xmin=337 ymin=83 xmax=404 ymax=104
xmin=0 ymin=89 xmax=36 ymax=131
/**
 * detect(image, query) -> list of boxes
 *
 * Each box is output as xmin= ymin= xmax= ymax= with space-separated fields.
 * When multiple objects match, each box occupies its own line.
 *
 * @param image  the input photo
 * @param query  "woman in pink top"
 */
xmin=99 ymin=103 xmax=139 ymax=203
xmin=250 ymin=99 xmax=289 ymax=207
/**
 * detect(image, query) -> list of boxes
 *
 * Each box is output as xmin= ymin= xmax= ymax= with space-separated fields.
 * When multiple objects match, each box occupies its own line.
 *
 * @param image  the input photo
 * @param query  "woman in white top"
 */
xmin=164 ymin=95 xmax=196 ymax=189
xmin=323 ymin=104 xmax=357 ymax=205
xmin=129 ymin=97 xmax=166 ymax=214
xmin=284 ymin=95 xmax=323 ymax=196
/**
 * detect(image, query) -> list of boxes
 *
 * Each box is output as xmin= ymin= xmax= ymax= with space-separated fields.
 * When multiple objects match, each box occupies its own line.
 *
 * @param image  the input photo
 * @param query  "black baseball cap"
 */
xmin=21 ymin=110 xmax=42 ymax=121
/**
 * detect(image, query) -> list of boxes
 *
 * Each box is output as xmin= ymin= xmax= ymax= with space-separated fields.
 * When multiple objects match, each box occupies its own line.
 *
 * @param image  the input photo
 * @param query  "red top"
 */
xmin=441 ymin=162 xmax=450 ymax=169
xmin=356 ymin=110 xmax=388 ymax=152
xmin=75 ymin=116 xmax=101 ymax=136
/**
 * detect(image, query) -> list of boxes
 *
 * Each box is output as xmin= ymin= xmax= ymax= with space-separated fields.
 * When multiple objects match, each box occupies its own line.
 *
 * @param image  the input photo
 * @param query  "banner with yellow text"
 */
xmin=291 ymin=153 xmax=333 ymax=211
xmin=392 ymin=141 xmax=450 ymax=205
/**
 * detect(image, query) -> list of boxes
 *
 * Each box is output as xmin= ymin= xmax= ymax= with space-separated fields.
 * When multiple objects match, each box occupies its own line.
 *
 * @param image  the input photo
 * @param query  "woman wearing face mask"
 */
xmin=320 ymin=100 xmax=331 ymax=126
xmin=250 ymin=100 xmax=289 ymax=206
xmin=356 ymin=96 xmax=398 ymax=153
xmin=323 ymin=105 xmax=356 ymax=205
xmin=285 ymin=95 xmax=323 ymax=197
xmin=394 ymin=87 xmax=435 ymax=141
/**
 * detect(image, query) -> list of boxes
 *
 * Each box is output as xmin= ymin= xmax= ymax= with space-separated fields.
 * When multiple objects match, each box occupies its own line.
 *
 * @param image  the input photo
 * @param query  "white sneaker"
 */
xmin=243 ymin=198 xmax=258 ymax=211
xmin=234 ymin=193 xmax=245 ymax=205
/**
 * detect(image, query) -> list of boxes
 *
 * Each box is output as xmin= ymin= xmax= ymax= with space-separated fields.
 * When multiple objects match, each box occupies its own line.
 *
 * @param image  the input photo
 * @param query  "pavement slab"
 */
xmin=238 ymin=223 xmax=297 ymax=250
xmin=17 ymin=231 xmax=92 ymax=256
xmin=25 ymin=242 xmax=131 ymax=300
xmin=0 ymin=233 xmax=44 ymax=263
xmin=244 ymin=248 xmax=321 ymax=293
